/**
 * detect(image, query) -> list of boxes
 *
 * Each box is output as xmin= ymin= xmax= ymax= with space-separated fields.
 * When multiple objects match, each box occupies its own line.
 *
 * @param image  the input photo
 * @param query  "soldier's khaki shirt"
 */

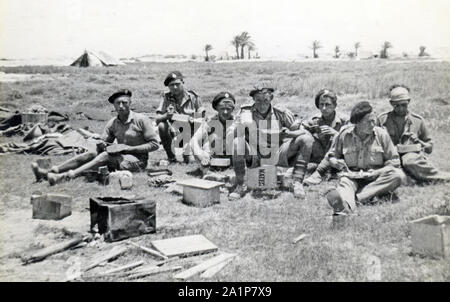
xmin=156 ymin=90 xmax=201 ymax=117
xmin=102 ymin=111 xmax=159 ymax=161
xmin=299 ymin=112 xmax=348 ymax=150
xmin=328 ymin=125 xmax=400 ymax=170
xmin=235 ymin=104 xmax=297 ymax=149
xmin=377 ymin=111 xmax=432 ymax=147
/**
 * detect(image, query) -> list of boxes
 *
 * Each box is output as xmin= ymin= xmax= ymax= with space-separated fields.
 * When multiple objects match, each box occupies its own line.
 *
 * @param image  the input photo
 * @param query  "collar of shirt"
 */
xmin=251 ymin=105 xmax=276 ymax=121
xmin=168 ymin=90 xmax=191 ymax=107
xmin=116 ymin=110 xmax=135 ymax=125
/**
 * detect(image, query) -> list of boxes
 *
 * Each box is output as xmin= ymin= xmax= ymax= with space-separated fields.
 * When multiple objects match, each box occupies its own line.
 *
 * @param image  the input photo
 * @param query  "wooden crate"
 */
xmin=21 ymin=113 xmax=48 ymax=124
xmin=410 ymin=215 xmax=449 ymax=258
xmin=177 ymin=179 xmax=223 ymax=207
xmin=89 ymin=197 xmax=156 ymax=242
xmin=151 ymin=234 xmax=218 ymax=258
xmin=246 ymin=165 xmax=278 ymax=189
xmin=31 ymin=193 xmax=72 ymax=220
xmin=210 ymin=158 xmax=231 ymax=167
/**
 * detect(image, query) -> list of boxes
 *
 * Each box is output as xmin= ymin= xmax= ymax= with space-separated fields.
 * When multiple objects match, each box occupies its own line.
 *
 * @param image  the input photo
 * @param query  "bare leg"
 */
xmin=51 ymin=151 xmax=98 ymax=173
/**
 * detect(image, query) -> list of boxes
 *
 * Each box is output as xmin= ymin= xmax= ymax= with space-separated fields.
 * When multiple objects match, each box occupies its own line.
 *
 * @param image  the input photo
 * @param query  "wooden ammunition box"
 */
xmin=410 ymin=215 xmax=449 ymax=258
xmin=89 ymin=197 xmax=156 ymax=242
xmin=177 ymin=179 xmax=223 ymax=207
xmin=31 ymin=193 xmax=72 ymax=220
xmin=246 ymin=165 xmax=278 ymax=189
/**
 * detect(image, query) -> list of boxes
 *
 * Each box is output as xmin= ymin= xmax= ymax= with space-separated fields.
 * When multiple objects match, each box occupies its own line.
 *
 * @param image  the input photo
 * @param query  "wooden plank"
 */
xmin=100 ymin=261 xmax=144 ymax=276
xmin=151 ymin=235 xmax=218 ymax=258
xmin=200 ymin=257 xmax=235 ymax=278
xmin=177 ymin=178 xmax=223 ymax=189
xmin=292 ymin=233 xmax=308 ymax=244
xmin=84 ymin=245 xmax=128 ymax=272
xmin=22 ymin=236 xmax=87 ymax=264
xmin=173 ymin=253 xmax=236 ymax=280
xmin=127 ymin=241 xmax=168 ymax=260
xmin=127 ymin=265 xmax=182 ymax=280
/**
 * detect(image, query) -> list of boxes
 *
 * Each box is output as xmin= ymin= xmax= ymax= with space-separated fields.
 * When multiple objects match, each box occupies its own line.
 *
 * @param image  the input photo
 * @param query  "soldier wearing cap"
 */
xmin=190 ymin=91 xmax=236 ymax=177
xmin=156 ymin=71 xmax=204 ymax=163
xmin=302 ymin=89 xmax=349 ymax=185
xmin=31 ymin=89 xmax=159 ymax=185
xmin=228 ymin=84 xmax=315 ymax=200
xmin=325 ymin=101 xmax=404 ymax=214
xmin=377 ymin=85 xmax=450 ymax=181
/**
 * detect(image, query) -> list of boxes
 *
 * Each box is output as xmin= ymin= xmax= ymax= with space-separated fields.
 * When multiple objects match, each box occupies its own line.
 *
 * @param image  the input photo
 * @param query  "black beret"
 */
xmin=164 ymin=71 xmax=184 ymax=86
xmin=108 ymin=89 xmax=132 ymax=103
xmin=350 ymin=101 xmax=373 ymax=124
xmin=249 ymin=87 xmax=275 ymax=97
xmin=212 ymin=91 xmax=236 ymax=110
xmin=314 ymin=89 xmax=337 ymax=108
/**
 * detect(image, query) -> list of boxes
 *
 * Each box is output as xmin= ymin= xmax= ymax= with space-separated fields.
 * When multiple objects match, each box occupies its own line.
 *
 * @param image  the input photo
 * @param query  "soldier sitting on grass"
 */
xmin=325 ymin=101 xmax=404 ymax=214
xmin=377 ymin=85 xmax=450 ymax=182
xmin=300 ymin=89 xmax=349 ymax=186
xmin=31 ymin=89 xmax=159 ymax=185
xmin=228 ymin=84 xmax=316 ymax=200
xmin=190 ymin=91 xmax=236 ymax=180
xmin=155 ymin=71 xmax=204 ymax=163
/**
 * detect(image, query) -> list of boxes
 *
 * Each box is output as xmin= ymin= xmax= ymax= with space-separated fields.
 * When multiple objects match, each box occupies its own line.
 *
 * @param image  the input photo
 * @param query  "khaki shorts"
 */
xmin=108 ymin=154 xmax=147 ymax=172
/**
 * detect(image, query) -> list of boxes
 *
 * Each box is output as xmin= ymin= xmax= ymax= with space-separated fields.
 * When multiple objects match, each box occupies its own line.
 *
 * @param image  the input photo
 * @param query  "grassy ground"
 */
xmin=0 ymin=60 xmax=449 ymax=281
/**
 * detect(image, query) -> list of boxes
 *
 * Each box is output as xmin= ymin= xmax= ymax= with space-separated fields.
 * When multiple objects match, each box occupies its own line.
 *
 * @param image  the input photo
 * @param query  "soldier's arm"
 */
xmin=100 ymin=119 xmax=116 ymax=144
xmin=419 ymin=119 xmax=433 ymax=153
xmin=381 ymin=130 xmax=401 ymax=168
xmin=156 ymin=94 xmax=172 ymax=124
xmin=190 ymin=122 xmax=210 ymax=159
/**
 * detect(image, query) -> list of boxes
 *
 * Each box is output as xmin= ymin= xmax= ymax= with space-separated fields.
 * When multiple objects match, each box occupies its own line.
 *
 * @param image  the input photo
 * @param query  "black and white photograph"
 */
xmin=0 ymin=0 xmax=449 ymax=284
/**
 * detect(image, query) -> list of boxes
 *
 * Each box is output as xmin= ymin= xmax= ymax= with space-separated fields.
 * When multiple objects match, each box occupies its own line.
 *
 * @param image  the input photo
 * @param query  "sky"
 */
xmin=1 ymin=0 xmax=449 ymax=59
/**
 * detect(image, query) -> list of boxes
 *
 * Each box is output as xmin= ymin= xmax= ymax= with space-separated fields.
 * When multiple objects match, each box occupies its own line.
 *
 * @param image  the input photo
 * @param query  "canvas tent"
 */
xmin=70 ymin=50 xmax=124 ymax=67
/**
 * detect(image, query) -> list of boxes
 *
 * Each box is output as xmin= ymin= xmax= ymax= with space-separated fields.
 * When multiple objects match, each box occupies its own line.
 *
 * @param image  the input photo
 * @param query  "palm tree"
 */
xmin=354 ymin=42 xmax=361 ymax=57
xmin=419 ymin=46 xmax=429 ymax=57
xmin=247 ymin=42 xmax=256 ymax=59
xmin=311 ymin=40 xmax=322 ymax=58
xmin=204 ymin=44 xmax=213 ymax=61
xmin=334 ymin=46 xmax=341 ymax=58
xmin=380 ymin=41 xmax=392 ymax=59
xmin=239 ymin=31 xmax=251 ymax=59
xmin=230 ymin=35 xmax=241 ymax=59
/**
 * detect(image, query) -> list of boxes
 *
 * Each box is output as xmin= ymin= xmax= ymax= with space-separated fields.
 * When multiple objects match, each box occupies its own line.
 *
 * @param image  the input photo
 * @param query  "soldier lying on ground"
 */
xmin=228 ymin=84 xmax=316 ymax=200
xmin=190 ymin=91 xmax=235 ymax=179
xmin=155 ymin=71 xmax=204 ymax=163
xmin=326 ymin=101 xmax=404 ymax=214
xmin=300 ymin=89 xmax=349 ymax=185
xmin=377 ymin=85 xmax=450 ymax=182
xmin=31 ymin=89 xmax=159 ymax=185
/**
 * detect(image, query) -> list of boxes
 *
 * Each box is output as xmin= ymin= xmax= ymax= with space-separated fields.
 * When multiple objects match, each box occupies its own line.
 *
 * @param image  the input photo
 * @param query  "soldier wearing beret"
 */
xmin=31 ymin=89 xmax=159 ymax=185
xmin=302 ymin=89 xmax=349 ymax=185
xmin=156 ymin=71 xmax=204 ymax=163
xmin=228 ymin=84 xmax=316 ymax=200
xmin=326 ymin=101 xmax=404 ymax=214
xmin=377 ymin=85 xmax=450 ymax=181
xmin=190 ymin=91 xmax=236 ymax=177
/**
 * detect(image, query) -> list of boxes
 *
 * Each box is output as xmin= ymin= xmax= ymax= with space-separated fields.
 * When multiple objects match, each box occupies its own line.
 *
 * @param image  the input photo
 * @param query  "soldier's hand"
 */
xmin=404 ymin=132 xmax=419 ymax=143
xmin=329 ymin=158 xmax=349 ymax=171
xmin=200 ymin=156 xmax=210 ymax=166
xmin=319 ymin=125 xmax=338 ymax=136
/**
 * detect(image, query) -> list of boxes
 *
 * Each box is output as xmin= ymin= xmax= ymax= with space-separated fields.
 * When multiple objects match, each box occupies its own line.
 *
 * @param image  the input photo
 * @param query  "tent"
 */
xmin=70 ymin=50 xmax=124 ymax=67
